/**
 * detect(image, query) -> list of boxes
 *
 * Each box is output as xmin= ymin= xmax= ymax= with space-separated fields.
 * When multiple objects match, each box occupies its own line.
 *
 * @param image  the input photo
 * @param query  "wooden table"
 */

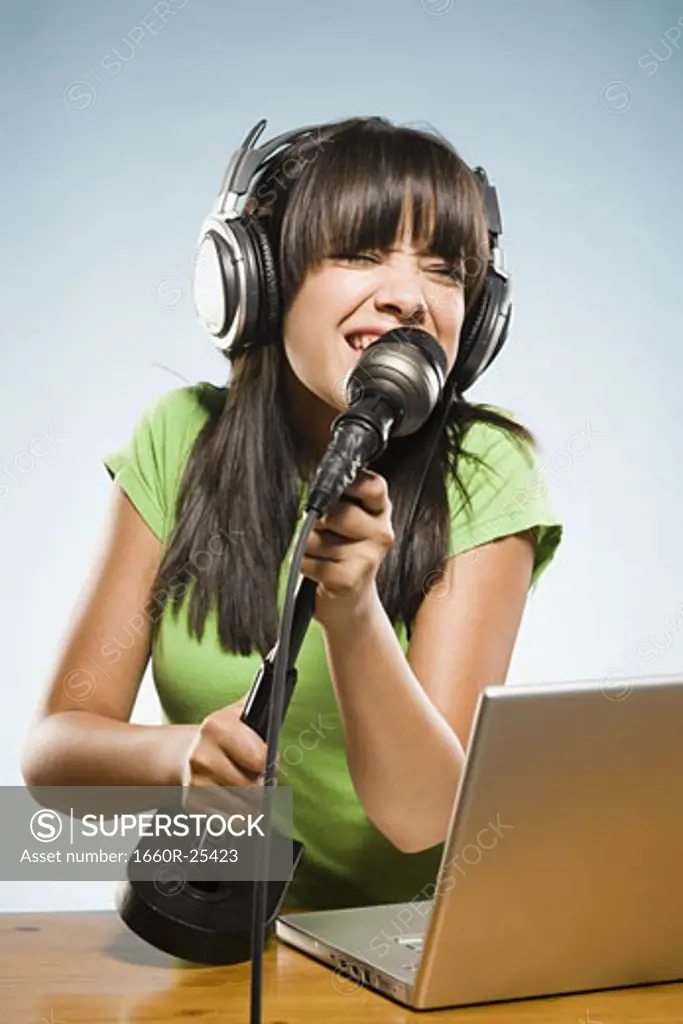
xmin=2 ymin=910 xmax=683 ymax=1022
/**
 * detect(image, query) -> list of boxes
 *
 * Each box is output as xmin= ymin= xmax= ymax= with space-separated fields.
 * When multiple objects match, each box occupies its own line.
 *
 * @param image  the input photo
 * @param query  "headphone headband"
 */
xmin=214 ymin=118 xmax=326 ymax=216
xmin=192 ymin=117 xmax=512 ymax=393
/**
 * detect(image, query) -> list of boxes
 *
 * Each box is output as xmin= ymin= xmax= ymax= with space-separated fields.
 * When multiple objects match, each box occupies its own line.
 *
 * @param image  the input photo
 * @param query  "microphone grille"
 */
xmin=346 ymin=327 xmax=447 ymax=437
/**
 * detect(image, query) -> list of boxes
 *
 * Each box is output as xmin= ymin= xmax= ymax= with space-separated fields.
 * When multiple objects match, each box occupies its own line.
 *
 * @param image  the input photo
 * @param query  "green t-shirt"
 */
xmin=103 ymin=382 xmax=563 ymax=911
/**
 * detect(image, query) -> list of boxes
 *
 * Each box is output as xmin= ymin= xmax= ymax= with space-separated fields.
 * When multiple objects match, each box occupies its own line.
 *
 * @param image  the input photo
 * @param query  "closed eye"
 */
xmin=332 ymin=251 xmax=379 ymax=264
xmin=432 ymin=264 xmax=464 ymax=284
xmin=424 ymin=254 xmax=465 ymax=281
xmin=330 ymin=252 xmax=464 ymax=282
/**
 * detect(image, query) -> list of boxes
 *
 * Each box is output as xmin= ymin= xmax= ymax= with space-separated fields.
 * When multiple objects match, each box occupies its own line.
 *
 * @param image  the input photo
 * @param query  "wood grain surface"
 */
xmin=2 ymin=910 xmax=683 ymax=1022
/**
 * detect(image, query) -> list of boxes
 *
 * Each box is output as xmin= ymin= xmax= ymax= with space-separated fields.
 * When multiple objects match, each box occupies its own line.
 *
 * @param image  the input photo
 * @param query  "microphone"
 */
xmin=305 ymin=327 xmax=448 ymax=517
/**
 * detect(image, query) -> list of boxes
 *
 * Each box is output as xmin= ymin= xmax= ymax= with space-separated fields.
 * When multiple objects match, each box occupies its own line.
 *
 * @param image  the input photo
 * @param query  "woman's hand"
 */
xmin=302 ymin=468 xmax=395 ymax=627
xmin=180 ymin=697 xmax=273 ymax=818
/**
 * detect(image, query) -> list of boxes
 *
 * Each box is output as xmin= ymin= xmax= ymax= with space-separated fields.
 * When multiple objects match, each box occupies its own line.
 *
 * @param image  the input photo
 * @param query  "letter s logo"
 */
xmin=30 ymin=809 xmax=63 ymax=842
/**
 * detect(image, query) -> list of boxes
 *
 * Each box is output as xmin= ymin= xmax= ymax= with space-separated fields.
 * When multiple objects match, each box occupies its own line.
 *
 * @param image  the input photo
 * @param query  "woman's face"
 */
xmin=282 ymin=220 xmax=466 ymax=421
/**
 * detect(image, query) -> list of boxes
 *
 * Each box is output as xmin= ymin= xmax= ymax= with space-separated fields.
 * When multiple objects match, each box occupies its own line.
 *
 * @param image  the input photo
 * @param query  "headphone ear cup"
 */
xmin=453 ymin=272 xmax=511 ymax=393
xmin=210 ymin=216 xmax=262 ymax=351
xmin=244 ymin=216 xmax=281 ymax=341
xmin=196 ymin=215 xmax=281 ymax=354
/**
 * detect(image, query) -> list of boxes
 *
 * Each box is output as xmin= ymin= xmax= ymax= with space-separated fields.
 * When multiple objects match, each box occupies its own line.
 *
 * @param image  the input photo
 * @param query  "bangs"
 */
xmin=265 ymin=119 xmax=490 ymax=312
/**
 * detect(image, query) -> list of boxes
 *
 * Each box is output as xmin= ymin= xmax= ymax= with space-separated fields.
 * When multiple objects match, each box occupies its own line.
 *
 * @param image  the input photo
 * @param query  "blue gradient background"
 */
xmin=1 ymin=0 xmax=681 ymax=911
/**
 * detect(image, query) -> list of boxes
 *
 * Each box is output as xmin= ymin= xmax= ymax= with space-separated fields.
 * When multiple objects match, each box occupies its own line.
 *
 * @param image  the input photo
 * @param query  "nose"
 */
xmin=373 ymin=258 xmax=427 ymax=326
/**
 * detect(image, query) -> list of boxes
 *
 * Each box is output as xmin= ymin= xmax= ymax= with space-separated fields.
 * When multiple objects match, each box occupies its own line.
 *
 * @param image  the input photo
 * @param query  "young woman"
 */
xmin=21 ymin=116 xmax=563 ymax=912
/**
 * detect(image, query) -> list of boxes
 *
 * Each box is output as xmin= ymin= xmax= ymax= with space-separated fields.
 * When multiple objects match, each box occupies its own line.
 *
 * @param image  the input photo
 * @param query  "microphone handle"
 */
xmin=306 ymin=408 xmax=391 ymax=517
xmin=242 ymin=394 xmax=395 ymax=735
xmin=240 ymin=575 xmax=317 ymax=740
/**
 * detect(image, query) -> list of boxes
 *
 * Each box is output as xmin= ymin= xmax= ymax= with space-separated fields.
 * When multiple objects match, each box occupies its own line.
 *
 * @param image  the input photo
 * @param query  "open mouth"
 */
xmin=344 ymin=331 xmax=384 ymax=352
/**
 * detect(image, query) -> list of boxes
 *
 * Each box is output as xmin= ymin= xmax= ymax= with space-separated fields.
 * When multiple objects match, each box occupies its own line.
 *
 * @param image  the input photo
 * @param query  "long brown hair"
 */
xmin=148 ymin=116 xmax=536 ymax=657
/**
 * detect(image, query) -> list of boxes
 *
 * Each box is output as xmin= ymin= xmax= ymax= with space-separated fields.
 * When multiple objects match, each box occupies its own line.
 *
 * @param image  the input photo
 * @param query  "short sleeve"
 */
xmin=102 ymin=386 xmax=206 ymax=544
xmin=447 ymin=409 xmax=563 ymax=589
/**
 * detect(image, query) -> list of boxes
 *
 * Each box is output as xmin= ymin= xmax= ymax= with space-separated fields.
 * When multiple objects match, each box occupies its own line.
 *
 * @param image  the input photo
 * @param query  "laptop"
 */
xmin=276 ymin=673 xmax=683 ymax=1009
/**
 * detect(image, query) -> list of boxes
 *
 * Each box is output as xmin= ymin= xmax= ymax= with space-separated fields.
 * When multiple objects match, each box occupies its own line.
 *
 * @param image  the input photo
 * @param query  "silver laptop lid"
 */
xmin=413 ymin=673 xmax=683 ymax=1008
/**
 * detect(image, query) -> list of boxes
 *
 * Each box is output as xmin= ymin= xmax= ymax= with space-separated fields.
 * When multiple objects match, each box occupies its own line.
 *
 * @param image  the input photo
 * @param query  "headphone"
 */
xmin=192 ymin=118 xmax=512 ymax=394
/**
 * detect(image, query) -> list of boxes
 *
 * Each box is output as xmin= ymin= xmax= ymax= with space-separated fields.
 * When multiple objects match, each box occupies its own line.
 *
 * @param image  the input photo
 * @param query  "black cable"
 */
xmin=248 ymin=367 xmax=462 ymax=1017
xmin=248 ymin=507 xmax=320 ymax=1024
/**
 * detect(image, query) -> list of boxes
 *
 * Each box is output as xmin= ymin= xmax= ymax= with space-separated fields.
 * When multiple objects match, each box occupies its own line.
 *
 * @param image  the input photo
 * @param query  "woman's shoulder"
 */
xmin=146 ymin=380 xmax=228 ymax=434
xmin=454 ymin=403 xmax=539 ymax=485
xmin=143 ymin=380 xmax=231 ymax=482
xmin=448 ymin=402 xmax=527 ymax=494
xmin=102 ymin=381 xmax=229 ymax=543
xmin=447 ymin=403 xmax=563 ymax=587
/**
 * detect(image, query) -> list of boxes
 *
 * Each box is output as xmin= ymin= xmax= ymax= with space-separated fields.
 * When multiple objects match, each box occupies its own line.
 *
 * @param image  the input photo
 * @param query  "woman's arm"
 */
xmin=320 ymin=529 xmax=537 ymax=854
xmin=21 ymin=487 xmax=196 ymax=793
xmin=22 ymin=712 xmax=198 ymax=788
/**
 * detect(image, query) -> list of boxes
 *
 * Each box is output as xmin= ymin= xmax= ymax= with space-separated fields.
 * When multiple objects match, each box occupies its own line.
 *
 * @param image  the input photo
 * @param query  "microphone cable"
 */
xmin=248 ymin=506 xmax=320 ymax=1024
xmin=248 ymin=329 xmax=454 ymax=1021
